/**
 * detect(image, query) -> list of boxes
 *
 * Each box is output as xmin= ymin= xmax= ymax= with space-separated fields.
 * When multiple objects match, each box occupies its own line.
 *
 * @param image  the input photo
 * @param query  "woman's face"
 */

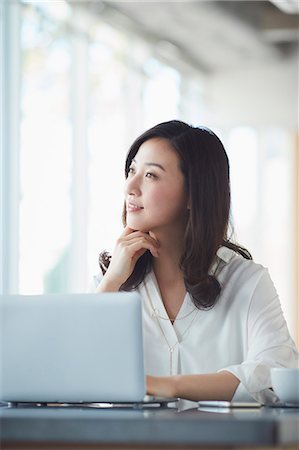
xmin=124 ymin=138 xmax=188 ymax=234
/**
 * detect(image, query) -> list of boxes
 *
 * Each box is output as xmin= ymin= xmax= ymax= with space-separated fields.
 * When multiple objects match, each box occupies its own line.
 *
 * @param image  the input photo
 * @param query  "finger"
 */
xmin=149 ymin=231 xmax=158 ymax=243
xmin=120 ymin=226 xmax=136 ymax=237
xmin=128 ymin=240 xmax=159 ymax=258
xmin=122 ymin=232 xmax=160 ymax=248
xmin=125 ymin=236 xmax=160 ymax=253
xmin=131 ymin=248 xmax=147 ymax=264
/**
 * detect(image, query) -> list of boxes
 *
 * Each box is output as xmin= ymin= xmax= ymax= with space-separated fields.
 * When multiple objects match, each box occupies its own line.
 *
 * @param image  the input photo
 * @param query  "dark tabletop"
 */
xmin=1 ymin=402 xmax=299 ymax=447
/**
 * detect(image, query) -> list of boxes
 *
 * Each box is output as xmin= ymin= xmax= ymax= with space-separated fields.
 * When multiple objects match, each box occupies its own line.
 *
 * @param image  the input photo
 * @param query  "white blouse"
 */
xmin=91 ymin=246 xmax=298 ymax=405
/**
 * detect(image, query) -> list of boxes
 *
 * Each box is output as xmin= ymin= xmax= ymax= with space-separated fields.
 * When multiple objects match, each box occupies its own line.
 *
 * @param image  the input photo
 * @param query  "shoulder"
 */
xmin=212 ymin=247 xmax=280 ymax=320
xmin=216 ymin=246 xmax=273 ymax=299
xmin=217 ymin=246 xmax=265 ymax=277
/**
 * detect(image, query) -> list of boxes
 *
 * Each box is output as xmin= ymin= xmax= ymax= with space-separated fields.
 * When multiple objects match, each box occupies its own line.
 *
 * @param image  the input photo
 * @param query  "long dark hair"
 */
xmin=99 ymin=120 xmax=251 ymax=309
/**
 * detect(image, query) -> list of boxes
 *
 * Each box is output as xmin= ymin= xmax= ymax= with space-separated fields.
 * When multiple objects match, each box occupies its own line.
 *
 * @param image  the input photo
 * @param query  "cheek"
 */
xmin=146 ymin=186 xmax=175 ymax=210
xmin=149 ymin=187 xmax=187 ymax=213
xmin=149 ymin=190 xmax=164 ymax=206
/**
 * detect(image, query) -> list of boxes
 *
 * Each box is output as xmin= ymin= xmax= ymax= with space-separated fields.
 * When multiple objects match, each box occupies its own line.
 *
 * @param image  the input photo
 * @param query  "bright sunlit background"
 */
xmin=1 ymin=0 xmax=298 ymax=344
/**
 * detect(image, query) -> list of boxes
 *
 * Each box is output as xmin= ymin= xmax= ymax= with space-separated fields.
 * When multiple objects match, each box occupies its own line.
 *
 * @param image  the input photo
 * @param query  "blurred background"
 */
xmin=0 ymin=0 xmax=298 ymax=344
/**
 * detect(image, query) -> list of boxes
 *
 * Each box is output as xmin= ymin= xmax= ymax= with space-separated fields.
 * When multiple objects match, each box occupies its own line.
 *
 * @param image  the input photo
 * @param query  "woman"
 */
xmin=92 ymin=120 xmax=298 ymax=405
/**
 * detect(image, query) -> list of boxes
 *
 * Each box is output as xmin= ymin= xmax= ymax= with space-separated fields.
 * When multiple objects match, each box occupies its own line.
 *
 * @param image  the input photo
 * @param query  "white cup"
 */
xmin=270 ymin=368 xmax=299 ymax=404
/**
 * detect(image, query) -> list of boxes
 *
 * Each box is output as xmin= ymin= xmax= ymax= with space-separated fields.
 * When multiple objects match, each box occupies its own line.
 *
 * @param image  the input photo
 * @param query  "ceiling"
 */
xmin=79 ymin=0 xmax=299 ymax=73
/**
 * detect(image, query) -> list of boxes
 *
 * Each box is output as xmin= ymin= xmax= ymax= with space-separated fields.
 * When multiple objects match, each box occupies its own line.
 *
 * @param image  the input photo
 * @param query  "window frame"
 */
xmin=1 ymin=0 xmax=21 ymax=294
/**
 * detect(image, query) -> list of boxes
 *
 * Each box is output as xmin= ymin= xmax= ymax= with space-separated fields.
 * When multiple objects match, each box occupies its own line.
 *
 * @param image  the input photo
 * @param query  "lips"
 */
xmin=127 ymin=201 xmax=144 ymax=212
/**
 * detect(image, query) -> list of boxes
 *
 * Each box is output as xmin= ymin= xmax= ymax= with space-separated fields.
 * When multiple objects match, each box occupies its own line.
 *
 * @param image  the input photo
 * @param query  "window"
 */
xmin=227 ymin=126 xmax=297 ymax=340
xmin=3 ymin=0 xmax=200 ymax=295
xmin=20 ymin=2 xmax=72 ymax=293
xmin=2 ymin=0 xmax=297 ymax=344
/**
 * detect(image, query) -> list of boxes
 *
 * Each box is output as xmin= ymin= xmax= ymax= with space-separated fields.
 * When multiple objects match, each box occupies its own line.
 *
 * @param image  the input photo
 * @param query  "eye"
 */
xmin=145 ymin=172 xmax=157 ymax=179
xmin=128 ymin=166 xmax=135 ymax=175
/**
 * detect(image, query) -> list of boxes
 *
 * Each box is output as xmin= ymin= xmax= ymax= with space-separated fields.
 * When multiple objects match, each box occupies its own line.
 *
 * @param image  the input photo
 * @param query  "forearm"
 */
xmin=147 ymin=371 xmax=240 ymax=402
xmin=95 ymin=275 xmax=121 ymax=293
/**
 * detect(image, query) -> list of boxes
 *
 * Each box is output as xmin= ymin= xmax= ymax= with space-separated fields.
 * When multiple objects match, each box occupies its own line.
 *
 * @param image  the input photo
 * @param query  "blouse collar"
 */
xmin=216 ymin=245 xmax=235 ymax=264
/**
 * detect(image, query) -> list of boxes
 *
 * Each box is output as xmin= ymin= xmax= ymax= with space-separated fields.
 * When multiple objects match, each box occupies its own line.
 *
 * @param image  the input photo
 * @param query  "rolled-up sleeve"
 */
xmin=219 ymin=270 xmax=298 ymax=403
xmin=87 ymin=274 xmax=103 ymax=293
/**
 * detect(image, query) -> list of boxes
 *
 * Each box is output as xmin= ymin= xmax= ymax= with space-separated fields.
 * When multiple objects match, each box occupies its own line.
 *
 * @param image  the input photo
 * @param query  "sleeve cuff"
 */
xmin=87 ymin=274 xmax=102 ymax=293
xmin=231 ymin=382 xmax=256 ymax=402
xmin=218 ymin=367 xmax=280 ymax=404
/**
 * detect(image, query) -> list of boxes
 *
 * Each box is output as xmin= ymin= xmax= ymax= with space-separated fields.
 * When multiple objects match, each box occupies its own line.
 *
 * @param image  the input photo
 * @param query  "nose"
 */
xmin=125 ymin=173 xmax=142 ymax=197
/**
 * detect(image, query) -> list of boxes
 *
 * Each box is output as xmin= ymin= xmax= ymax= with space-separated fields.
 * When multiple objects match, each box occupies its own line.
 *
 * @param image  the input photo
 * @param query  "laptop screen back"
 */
xmin=0 ymin=292 xmax=145 ymax=403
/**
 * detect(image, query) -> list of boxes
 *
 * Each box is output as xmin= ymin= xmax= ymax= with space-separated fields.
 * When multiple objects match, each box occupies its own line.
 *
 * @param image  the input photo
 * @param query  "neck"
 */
xmin=149 ymin=228 xmax=185 ymax=283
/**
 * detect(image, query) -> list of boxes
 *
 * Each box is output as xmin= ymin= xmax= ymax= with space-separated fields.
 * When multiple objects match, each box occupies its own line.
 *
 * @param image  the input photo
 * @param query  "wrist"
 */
xmin=172 ymin=375 xmax=181 ymax=398
xmin=96 ymin=275 xmax=122 ymax=292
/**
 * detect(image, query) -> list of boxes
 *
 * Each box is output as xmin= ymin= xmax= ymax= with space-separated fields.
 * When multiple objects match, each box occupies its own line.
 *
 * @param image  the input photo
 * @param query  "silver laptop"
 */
xmin=0 ymin=292 xmax=149 ymax=404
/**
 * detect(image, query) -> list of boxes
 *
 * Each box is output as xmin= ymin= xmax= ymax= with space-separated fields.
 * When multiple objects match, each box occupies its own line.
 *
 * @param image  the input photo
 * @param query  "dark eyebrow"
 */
xmin=131 ymin=158 xmax=166 ymax=172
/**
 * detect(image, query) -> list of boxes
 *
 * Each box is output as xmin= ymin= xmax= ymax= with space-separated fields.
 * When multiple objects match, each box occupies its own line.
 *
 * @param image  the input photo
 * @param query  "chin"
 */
xmin=126 ymin=219 xmax=151 ymax=233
